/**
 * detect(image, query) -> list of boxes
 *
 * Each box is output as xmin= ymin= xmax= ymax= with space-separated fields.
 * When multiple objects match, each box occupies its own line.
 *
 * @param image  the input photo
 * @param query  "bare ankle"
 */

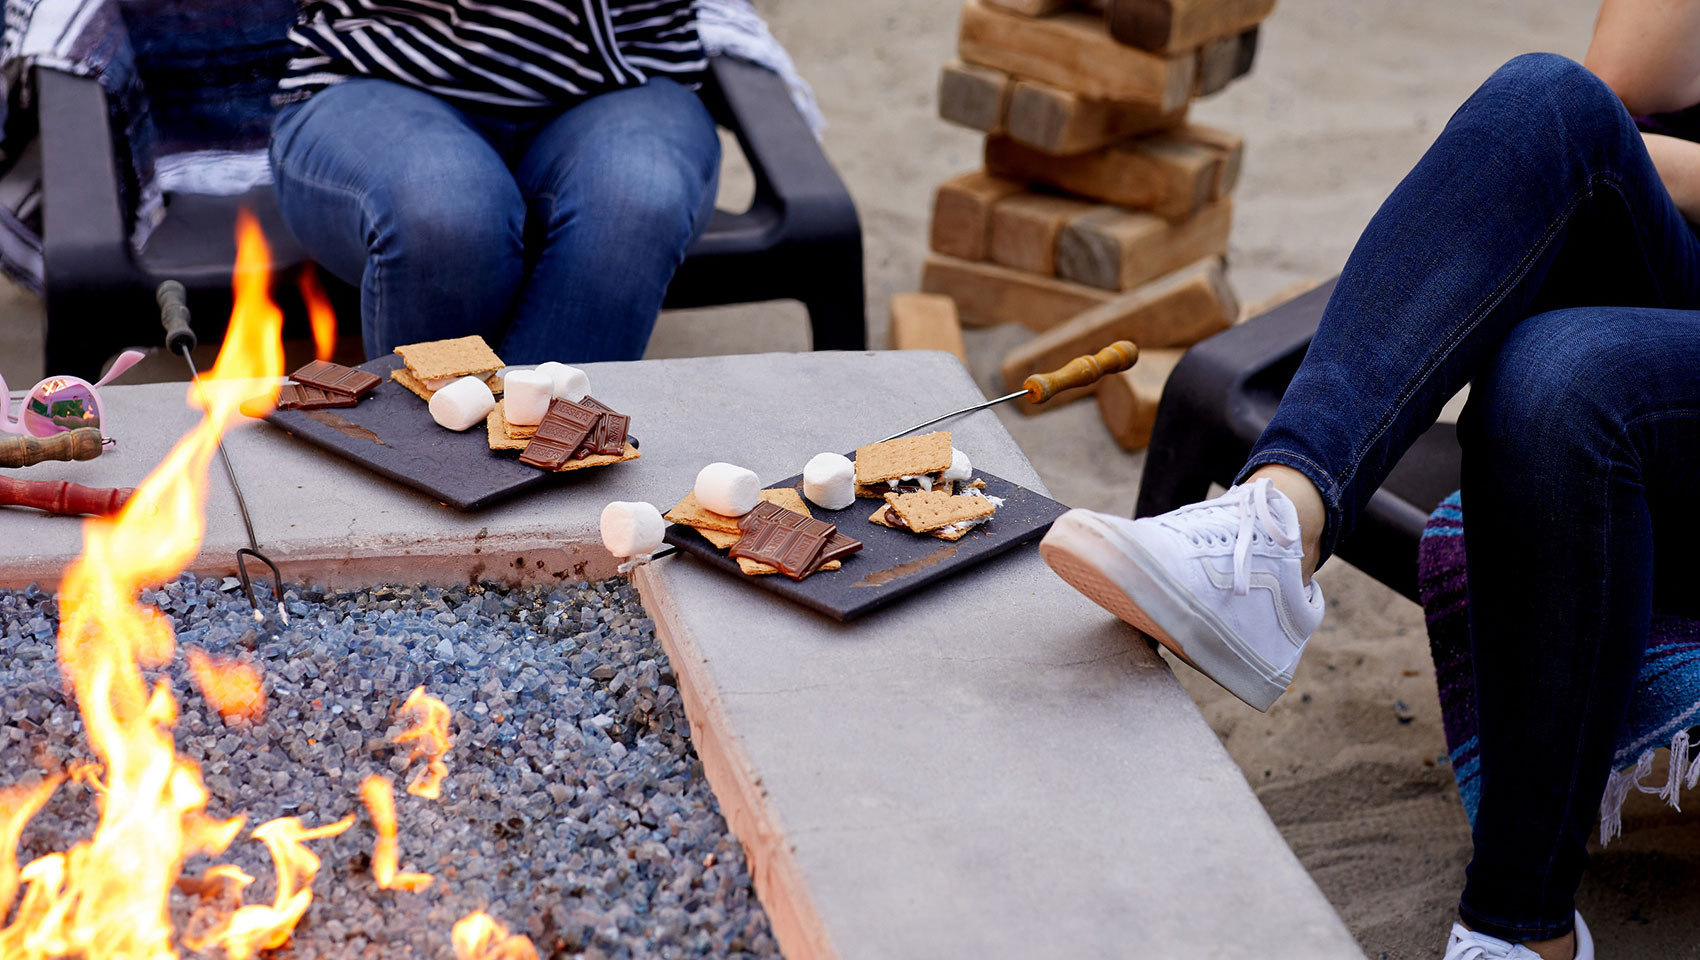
xmin=1246 ymin=465 xmax=1325 ymax=581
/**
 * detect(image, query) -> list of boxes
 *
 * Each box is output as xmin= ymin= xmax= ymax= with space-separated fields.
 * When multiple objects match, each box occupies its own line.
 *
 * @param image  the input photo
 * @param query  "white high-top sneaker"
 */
xmin=1441 ymin=913 xmax=1593 ymax=960
xmin=1039 ymin=478 xmax=1323 ymax=711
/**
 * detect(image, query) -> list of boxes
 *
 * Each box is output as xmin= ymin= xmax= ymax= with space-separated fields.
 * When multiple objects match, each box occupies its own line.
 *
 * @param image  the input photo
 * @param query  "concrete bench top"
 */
xmin=0 ymin=350 xmax=1361 ymax=959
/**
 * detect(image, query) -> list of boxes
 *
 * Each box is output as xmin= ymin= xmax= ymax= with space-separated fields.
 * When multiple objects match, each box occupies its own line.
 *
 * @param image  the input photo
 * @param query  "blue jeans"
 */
xmin=1243 ymin=54 xmax=1700 ymax=942
xmin=270 ymin=77 xmax=720 ymax=362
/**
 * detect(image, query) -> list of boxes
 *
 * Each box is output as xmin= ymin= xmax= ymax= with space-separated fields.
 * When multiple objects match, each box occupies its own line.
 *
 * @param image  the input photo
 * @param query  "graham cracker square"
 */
xmin=883 ymin=489 xmax=995 ymax=533
xmin=394 ymin=336 xmax=504 ymax=381
xmin=737 ymin=557 xmax=841 ymax=576
xmin=553 ymin=443 xmax=640 ymax=472
xmin=854 ymin=431 xmax=953 ymax=485
xmin=393 ymin=367 xmax=504 ymax=402
xmin=665 ymin=488 xmax=812 ymax=536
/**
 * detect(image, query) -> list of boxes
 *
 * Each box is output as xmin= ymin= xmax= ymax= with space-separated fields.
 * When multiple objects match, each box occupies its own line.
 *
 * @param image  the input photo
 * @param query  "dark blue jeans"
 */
xmin=270 ymin=77 xmax=721 ymax=363
xmin=1242 ymin=53 xmax=1700 ymax=942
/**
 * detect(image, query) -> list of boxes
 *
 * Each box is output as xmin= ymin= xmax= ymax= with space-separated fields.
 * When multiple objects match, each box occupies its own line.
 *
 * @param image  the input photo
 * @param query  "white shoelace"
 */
xmin=1161 ymin=478 xmax=1300 ymax=596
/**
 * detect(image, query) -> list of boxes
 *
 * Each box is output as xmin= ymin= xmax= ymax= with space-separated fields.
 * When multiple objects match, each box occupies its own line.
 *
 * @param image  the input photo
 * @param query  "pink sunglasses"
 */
xmin=0 ymin=350 xmax=145 ymax=440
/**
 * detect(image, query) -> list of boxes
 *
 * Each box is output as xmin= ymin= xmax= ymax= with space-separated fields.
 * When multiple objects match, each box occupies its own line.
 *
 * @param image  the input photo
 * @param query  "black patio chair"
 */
xmin=37 ymin=54 xmax=864 ymax=382
xmin=1135 ymin=277 xmax=1462 ymax=602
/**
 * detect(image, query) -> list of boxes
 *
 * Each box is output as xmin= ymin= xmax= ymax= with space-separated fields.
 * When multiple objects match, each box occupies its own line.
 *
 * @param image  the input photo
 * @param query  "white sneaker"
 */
xmin=1038 ymin=478 xmax=1323 ymax=711
xmin=1442 ymin=912 xmax=1593 ymax=959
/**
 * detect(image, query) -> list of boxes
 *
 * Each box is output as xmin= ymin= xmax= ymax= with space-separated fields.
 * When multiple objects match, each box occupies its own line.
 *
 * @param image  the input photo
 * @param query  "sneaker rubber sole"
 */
xmin=1040 ymin=510 xmax=1290 ymax=712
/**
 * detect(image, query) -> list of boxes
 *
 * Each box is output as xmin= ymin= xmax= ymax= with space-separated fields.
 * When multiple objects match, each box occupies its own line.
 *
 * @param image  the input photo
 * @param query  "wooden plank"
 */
xmin=1004 ymin=79 xmax=1186 ymax=156
xmin=1096 ymin=347 xmax=1185 ymax=449
xmin=988 ymin=191 xmax=1100 ymax=276
xmin=1106 ymin=0 xmax=1277 ymax=53
xmin=938 ymin=60 xmax=1012 ymax=135
xmin=889 ymin=292 xmax=969 ymax=366
xmin=985 ymin=0 xmax=1076 ymax=13
xmin=1055 ymin=197 xmax=1232 ymax=291
xmin=921 ymin=253 xmax=1115 ymax=331
xmin=999 ymin=257 xmax=1235 ymax=413
xmin=1166 ymin=123 xmax=1244 ymax=198
xmin=930 ymin=170 xmax=1025 ymax=261
xmin=958 ymin=0 xmax=1195 ymax=111
xmin=1195 ymin=25 xmax=1259 ymax=96
xmin=984 ymin=133 xmax=1216 ymax=221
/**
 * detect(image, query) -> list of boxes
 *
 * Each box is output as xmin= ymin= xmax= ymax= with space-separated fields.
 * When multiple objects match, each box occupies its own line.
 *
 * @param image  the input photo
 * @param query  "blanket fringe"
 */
xmin=1600 ymin=730 xmax=1698 ymax=844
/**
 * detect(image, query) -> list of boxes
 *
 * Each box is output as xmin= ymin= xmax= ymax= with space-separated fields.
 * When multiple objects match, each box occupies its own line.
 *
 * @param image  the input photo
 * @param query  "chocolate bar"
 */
xmin=570 ymin=396 xmax=629 ymax=457
xmin=276 ymin=383 xmax=359 ymax=411
xmin=730 ymin=518 xmax=833 ymax=580
xmin=819 ymin=531 xmax=863 ymax=565
xmin=290 ymin=360 xmax=381 ymax=398
xmin=518 ymin=398 xmax=603 ymax=470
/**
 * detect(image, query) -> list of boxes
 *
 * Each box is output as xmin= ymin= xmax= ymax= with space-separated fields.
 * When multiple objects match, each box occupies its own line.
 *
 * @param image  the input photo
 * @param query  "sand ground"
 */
xmin=4 ymin=1 xmax=1698 ymax=957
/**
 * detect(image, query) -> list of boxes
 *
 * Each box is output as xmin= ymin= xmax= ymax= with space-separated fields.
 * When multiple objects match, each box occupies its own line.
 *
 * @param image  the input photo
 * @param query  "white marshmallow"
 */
xmin=943 ymin=448 xmax=972 ymax=482
xmin=534 ymin=361 xmax=591 ymax=402
xmin=600 ymin=501 xmax=666 ymax=558
xmin=802 ymin=452 xmax=856 ymax=510
xmin=694 ymin=462 xmax=760 ymax=516
xmin=501 ymin=370 xmax=553 ymax=426
xmin=427 ymin=376 xmax=496 ymax=431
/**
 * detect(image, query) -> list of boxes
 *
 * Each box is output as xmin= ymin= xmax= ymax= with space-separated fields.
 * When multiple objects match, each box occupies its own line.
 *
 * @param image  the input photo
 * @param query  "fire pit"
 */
xmin=1 ymin=575 xmax=780 ymax=958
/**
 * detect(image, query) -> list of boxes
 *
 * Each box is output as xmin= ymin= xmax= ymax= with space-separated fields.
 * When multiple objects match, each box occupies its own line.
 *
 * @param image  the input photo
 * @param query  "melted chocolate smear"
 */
xmin=853 ymin=544 xmax=959 ymax=587
xmin=305 ymin=410 xmax=388 ymax=446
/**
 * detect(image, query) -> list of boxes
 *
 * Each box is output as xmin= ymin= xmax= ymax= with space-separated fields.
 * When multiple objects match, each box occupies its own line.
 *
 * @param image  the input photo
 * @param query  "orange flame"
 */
xmin=185 ymin=649 xmax=266 ymax=723
xmin=359 ymin=776 xmax=434 ymax=893
xmin=396 ymin=686 xmax=452 ymax=799
xmin=452 ymin=912 xmax=540 ymax=960
xmin=298 ymin=264 xmax=336 ymax=362
xmin=0 ymin=211 xmax=375 ymax=960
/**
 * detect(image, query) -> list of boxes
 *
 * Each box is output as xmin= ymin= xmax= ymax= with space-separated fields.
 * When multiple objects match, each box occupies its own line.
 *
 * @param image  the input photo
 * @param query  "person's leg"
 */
xmin=499 ymin=77 xmax=720 ymax=363
xmin=1245 ymin=52 xmax=1700 ymax=571
xmin=270 ymin=79 xmax=527 ymax=358
xmin=1456 ymin=305 xmax=1700 ymax=950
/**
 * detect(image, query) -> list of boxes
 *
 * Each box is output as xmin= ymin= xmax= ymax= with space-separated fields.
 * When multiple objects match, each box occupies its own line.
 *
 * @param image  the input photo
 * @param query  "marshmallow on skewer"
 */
xmin=502 ymin=369 xmax=553 ymax=426
xmin=803 ymin=452 xmax=856 ymax=510
xmin=694 ymin=462 xmax=760 ymax=516
xmin=535 ymin=361 xmax=591 ymax=402
xmin=428 ymin=376 xmax=496 ymax=431
xmin=943 ymin=448 xmax=972 ymax=482
xmin=600 ymin=501 xmax=666 ymax=558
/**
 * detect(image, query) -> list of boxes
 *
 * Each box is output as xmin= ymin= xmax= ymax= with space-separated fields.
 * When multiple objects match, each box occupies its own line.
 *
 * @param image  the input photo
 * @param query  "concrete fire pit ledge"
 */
xmin=0 ymin=351 xmax=1361 ymax=959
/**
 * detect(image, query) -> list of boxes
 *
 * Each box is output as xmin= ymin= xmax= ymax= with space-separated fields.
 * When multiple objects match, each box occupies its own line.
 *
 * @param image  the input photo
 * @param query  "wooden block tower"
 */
xmin=904 ymin=0 xmax=1275 ymax=448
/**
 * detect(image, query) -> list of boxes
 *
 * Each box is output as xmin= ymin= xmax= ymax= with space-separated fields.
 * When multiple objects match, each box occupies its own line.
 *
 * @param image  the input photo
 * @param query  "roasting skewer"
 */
xmin=0 ymin=428 xmax=108 ymax=468
xmin=0 ymin=477 xmax=133 ymax=517
xmin=157 ymin=280 xmax=286 ymax=622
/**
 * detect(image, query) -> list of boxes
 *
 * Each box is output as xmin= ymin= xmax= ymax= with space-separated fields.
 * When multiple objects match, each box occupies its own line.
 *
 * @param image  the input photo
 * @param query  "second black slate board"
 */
xmin=663 ymin=469 xmax=1069 ymax=622
xmin=259 ymin=355 xmax=637 ymax=511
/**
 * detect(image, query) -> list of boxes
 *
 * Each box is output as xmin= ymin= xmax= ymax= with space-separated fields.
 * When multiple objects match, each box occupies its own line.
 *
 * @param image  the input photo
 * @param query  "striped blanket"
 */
xmin=1418 ymin=491 xmax=1700 ymax=843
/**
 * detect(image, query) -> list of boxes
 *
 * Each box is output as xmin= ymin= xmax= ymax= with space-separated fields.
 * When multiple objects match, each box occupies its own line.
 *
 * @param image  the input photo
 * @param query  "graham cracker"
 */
xmin=883 ymin=489 xmax=995 ymax=533
xmin=394 ymin=367 xmax=504 ymax=402
xmin=665 ymin=488 xmax=812 ymax=536
xmin=868 ymin=500 xmax=982 ymax=541
xmin=394 ymin=336 xmax=504 ymax=381
xmin=553 ymin=442 xmax=640 ymax=472
xmin=484 ymin=407 xmax=532 ymax=451
xmin=737 ymin=557 xmax=842 ymax=576
xmin=697 ymin=527 xmax=743 ymax=550
xmin=854 ymin=431 xmax=953 ymax=485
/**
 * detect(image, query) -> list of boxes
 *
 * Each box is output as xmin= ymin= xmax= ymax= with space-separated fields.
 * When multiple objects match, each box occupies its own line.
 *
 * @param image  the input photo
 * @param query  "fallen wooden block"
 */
xmin=931 ymin=171 xmax=1026 ymax=261
xmin=889 ymin=292 xmax=969 ymax=366
xmin=1196 ymin=25 xmax=1259 ymax=96
xmin=921 ymin=254 xmax=1115 ymax=331
xmin=1005 ymin=78 xmax=1186 ymax=155
xmin=1107 ymin=0 xmax=1277 ymax=53
xmin=1096 ymin=347 xmax=1185 ymax=449
xmin=958 ymin=0 xmax=1195 ymax=111
xmin=985 ymin=132 xmax=1220 ymax=221
xmin=988 ymin=191 xmax=1101 ymax=276
xmin=1056 ymin=197 xmax=1232 ymax=291
xmin=999 ymin=258 xmax=1236 ymax=413
xmin=984 ymin=0 xmax=1076 ymax=13
xmin=938 ymin=60 xmax=1012 ymax=135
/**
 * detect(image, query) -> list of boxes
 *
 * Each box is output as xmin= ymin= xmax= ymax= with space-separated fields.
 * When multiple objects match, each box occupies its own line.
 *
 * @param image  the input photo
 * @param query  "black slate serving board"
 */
xmin=663 ymin=469 xmax=1068 ymax=622
xmin=258 ymin=355 xmax=636 ymax=511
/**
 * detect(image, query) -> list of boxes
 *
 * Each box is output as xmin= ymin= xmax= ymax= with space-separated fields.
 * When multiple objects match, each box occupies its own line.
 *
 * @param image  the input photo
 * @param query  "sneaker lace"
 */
xmin=1163 ymin=478 xmax=1300 ymax=596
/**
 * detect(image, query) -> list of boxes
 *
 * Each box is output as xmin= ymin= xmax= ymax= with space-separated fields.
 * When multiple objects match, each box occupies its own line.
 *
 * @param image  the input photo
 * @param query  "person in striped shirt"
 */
xmin=268 ymin=0 xmax=721 ymax=363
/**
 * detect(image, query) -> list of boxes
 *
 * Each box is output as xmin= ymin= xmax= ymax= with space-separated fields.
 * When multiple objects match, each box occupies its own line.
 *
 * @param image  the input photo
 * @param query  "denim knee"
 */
xmin=1467 ymin=53 xmax=1634 ymax=162
xmin=370 ymin=176 xmax=524 ymax=276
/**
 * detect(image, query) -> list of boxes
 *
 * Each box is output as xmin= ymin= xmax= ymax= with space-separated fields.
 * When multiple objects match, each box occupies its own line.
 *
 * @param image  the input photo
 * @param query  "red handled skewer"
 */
xmin=0 ymin=477 xmax=133 ymax=517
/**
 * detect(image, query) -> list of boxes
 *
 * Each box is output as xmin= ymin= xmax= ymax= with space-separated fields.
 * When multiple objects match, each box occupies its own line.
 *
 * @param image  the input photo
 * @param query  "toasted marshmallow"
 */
xmin=943 ymin=448 xmax=972 ymax=482
xmin=427 ymin=376 xmax=496 ymax=431
xmin=600 ymin=501 xmax=666 ymax=558
xmin=694 ymin=462 xmax=760 ymax=517
xmin=501 ymin=370 xmax=553 ymax=426
xmin=535 ymin=361 xmax=591 ymax=402
xmin=803 ymin=452 xmax=856 ymax=510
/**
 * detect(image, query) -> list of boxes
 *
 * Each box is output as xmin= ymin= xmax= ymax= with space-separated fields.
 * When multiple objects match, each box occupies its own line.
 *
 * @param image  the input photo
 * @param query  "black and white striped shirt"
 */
xmin=279 ymin=0 xmax=706 ymax=110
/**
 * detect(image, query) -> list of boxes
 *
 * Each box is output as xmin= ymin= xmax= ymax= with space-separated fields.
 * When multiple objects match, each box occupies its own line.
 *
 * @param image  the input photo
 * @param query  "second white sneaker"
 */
xmin=1039 ymin=478 xmax=1323 ymax=711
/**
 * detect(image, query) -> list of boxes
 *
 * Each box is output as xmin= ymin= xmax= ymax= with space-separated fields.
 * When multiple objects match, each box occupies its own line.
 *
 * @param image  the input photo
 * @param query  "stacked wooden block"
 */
xmin=912 ymin=0 xmax=1273 ymax=449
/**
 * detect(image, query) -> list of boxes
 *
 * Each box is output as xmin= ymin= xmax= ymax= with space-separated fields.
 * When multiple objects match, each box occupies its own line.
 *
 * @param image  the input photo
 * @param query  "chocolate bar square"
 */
xmin=568 ymin=396 xmax=629 ymax=457
xmin=518 ymin=398 xmax=603 ymax=470
xmin=277 ymin=384 xmax=359 ymax=411
xmin=290 ymin=359 xmax=382 ymax=398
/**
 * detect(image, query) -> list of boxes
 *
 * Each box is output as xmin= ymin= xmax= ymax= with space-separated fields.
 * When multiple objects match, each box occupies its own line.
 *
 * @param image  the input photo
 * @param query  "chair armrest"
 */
xmin=700 ymin=55 xmax=859 ymax=250
xmin=37 ymin=66 xmax=142 ymax=298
